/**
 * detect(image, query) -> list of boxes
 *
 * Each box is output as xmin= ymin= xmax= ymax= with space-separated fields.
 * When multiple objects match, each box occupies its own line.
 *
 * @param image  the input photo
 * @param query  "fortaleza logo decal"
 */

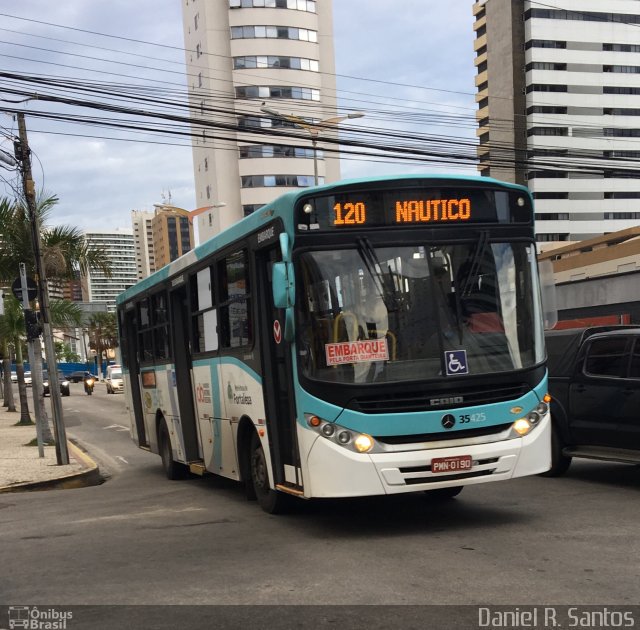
xmin=8 ymin=606 xmax=73 ymax=630
xmin=325 ymin=339 xmax=389 ymax=366
xmin=227 ymin=382 xmax=253 ymax=405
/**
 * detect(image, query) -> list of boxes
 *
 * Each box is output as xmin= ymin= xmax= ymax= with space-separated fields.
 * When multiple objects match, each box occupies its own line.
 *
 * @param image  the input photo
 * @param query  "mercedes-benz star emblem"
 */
xmin=441 ymin=414 xmax=456 ymax=429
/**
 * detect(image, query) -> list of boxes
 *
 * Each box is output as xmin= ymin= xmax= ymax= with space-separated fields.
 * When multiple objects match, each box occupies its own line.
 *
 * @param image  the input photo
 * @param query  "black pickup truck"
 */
xmin=544 ymin=326 xmax=640 ymax=475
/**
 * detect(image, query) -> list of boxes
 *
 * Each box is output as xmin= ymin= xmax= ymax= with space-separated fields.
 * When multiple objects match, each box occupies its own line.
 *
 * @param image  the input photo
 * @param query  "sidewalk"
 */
xmin=0 ymin=405 xmax=101 ymax=493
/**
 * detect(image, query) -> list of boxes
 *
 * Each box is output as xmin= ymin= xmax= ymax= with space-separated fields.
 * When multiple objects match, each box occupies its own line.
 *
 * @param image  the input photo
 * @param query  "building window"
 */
xmin=526 ymin=62 xmax=567 ymax=71
xmin=230 ymin=0 xmax=316 ymax=12
xmin=239 ymin=144 xmax=317 ymax=159
xmin=526 ymin=8 xmax=640 ymax=26
xmin=604 ymin=191 xmax=640 ymax=199
xmin=241 ymin=174 xmax=323 ymax=188
xmin=604 ymin=65 xmax=640 ymax=74
xmin=535 ymin=213 xmax=570 ymax=221
xmin=196 ymin=43 xmax=201 ymax=58
xmin=527 ymin=127 xmax=569 ymax=136
xmin=527 ymin=106 xmax=567 ymax=114
xmin=525 ymin=39 xmax=566 ymax=49
xmin=526 ymin=84 xmax=567 ymax=93
xmin=534 ymin=192 xmax=569 ymax=200
xmin=233 ymin=56 xmax=319 ymax=72
xmin=605 ymin=86 xmax=640 ymax=95
xmin=235 ymin=85 xmax=320 ymax=101
xmin=204 ymin=157 xmax=208 ymax=171
xmin=206 ymin=185 xmax=211 ymax=199
xmin=604 ymin=128 xmax=640 ymax=138
xmin=194 ymin=13 xmax=199 ymax=29
xmin=604 ymin=43 xmax=640 ymax=53
xmin=230 ymin=25 xmax=318 ymax=42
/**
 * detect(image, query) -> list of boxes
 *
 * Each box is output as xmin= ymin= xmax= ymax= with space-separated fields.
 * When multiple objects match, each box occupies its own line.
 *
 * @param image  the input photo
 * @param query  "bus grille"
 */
xmin=374 ymin=423 xmax=512 ymax=445
xmin=347 ymin=383 xmax=529 ymax=414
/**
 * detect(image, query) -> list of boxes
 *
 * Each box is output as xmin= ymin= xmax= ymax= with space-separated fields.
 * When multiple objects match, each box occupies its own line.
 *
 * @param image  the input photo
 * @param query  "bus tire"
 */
xmin=540 ymin=425 xmax=571 ymax=477
xmin=250 ymin=431 xmax=288 ymax=514
xmin=424 ymin=486 xmax=463 ymax=500
xmin=159 ymin=417 xmax=188 ymax=480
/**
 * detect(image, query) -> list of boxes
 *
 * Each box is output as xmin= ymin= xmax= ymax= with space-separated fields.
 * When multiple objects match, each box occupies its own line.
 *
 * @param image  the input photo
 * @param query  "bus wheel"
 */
xmin=159 ymin=418 xmax=188 ymax=480
xmin=424 ymin=486 xmax=463 ymax=500
xmin=250 ymin=432 xmax=288 ymax=514
xmin=540 ymin=425 xmax=571 ymax=477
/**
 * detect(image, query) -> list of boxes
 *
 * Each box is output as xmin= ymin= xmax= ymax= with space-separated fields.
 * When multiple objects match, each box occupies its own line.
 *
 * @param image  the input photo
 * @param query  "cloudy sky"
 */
xmin=0 ymin=1 xmax=477 ymax=233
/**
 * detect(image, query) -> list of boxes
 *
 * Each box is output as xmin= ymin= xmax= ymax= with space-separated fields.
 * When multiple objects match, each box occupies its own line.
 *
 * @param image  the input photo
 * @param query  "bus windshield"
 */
xmin=296 ymin=240 xmax=545 ymax=384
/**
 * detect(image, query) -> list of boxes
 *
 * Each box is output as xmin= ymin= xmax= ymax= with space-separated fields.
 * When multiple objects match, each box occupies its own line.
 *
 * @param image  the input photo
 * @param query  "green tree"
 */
xmin=87 ymin=312 xmax=119 ymax=378
xmin=0 ymin=194 xmax=111 ymax=443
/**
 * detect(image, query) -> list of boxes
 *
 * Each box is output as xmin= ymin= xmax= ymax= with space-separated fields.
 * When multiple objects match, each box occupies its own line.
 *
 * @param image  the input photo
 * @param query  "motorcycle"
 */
xmin=84 ymin=376 xmax=95 ymax=395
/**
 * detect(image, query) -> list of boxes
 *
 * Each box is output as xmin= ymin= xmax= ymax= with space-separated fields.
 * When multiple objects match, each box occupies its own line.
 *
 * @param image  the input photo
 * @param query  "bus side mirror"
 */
xmin=272 ymin=262 xmax=295 ymax=342
xmin=272 ymin=262 xmax=295 ymax=309
xmin=538 ymin=259 xmax=558 ymax=330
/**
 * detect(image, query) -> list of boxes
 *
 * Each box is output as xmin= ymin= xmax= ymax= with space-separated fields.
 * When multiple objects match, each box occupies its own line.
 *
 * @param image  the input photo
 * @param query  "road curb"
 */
xmin=0 ymin=439 xmax=102 ymax=494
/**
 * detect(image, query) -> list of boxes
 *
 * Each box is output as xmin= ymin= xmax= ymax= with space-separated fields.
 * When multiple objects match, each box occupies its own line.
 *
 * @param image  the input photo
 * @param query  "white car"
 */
xmin=10 ymin=371 xmax=17 ymax=383
xmin=24 ymin=371 xmax=32 ymax=386
xmin=106 ymin=366 xmax=124 ymax=394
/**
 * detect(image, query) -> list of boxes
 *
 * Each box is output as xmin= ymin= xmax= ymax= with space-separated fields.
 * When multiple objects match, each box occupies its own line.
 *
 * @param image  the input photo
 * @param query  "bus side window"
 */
xmin=190 ymin=267 xmax=218 ymax=353
xmin=218 ymin=250 xmax=252 ymax=349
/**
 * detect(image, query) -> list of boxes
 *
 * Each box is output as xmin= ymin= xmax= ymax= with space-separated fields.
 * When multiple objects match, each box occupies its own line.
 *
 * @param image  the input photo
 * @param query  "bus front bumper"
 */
xmin=303 ymin=413 xmax=551 ymax=498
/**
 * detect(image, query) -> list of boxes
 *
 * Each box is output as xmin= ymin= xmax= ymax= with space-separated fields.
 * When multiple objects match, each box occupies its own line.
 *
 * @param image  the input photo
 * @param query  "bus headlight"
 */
xmin=509 ymin=397 xmax=549 ymax=438
xmin=354 ymin=434 xmax=374 ymax=453
xmin=305 ymin=414 xmax=378 ymax=453
xmin=513 ymin=418 xmax=532 ymax=436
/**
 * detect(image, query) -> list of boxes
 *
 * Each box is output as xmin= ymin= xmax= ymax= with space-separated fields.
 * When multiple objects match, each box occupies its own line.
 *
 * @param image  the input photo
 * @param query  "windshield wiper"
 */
xmin=460 ymin=230 xmax=490 ymax=297
xmin=356 ymin=237 xmax=402 ymax=312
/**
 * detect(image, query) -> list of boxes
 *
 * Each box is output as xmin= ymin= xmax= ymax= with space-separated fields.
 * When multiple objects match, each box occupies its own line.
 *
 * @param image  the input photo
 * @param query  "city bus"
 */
xmin=117 ymin=174 xmax=552 ymax=513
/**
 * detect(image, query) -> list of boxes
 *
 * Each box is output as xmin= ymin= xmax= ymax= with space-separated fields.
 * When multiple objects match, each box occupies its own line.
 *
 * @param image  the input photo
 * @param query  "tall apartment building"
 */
xmin=81 ymin=229 xmax=137 ymax=312
xmin=182 ymin=0 xmax=340 ymax=242
xmin=131 ymin=210 xmax=156 ymax=280
xmin=474 ymin=0 xmax=640 ymax=243
xmin=151 ymin=204 xmax=194 ymax=269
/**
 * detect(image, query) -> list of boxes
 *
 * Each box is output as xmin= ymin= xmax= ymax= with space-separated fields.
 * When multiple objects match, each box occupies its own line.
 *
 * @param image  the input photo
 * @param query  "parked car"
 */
xmin=42 ymin=371 xmax=71 ymax=397
xmin=544 ymin=325 xmax=640 ymax=476
xmin=69 ymin=370 xmax=96 ymax=383
xmin=106 ymin=365 xmax=124 ymax=394
xmin=10 ymin=371 xmax=17 ymax=383
xmin=24 ymin=371 xmax=32 ymax=386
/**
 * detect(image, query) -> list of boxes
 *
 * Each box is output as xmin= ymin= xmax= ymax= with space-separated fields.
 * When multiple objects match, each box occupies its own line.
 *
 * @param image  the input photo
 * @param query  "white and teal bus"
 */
xmin=117 ymin=175 xmax=552 ymax=512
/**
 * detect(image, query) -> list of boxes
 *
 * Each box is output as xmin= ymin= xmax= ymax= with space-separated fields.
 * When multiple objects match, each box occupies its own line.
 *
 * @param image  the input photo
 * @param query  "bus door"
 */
xmin=256 ymin=243 xmax=302 ymax=493
xmin=169 ymin=285 xmax=200 ymax=462
xmin=123 ymin=308 xmax=148 ymax=447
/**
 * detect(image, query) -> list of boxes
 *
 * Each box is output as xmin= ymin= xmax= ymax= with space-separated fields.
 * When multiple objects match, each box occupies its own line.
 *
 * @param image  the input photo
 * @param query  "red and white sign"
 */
xmin=273 ymin=319 xmax=282 ymax=344
xmin=325 ymin=339 xmax=389 ymax=366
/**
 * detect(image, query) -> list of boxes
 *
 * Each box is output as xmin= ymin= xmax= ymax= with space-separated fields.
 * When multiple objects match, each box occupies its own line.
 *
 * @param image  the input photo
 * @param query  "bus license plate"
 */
xmin=431 ymin=455 xmax=472 ymax=473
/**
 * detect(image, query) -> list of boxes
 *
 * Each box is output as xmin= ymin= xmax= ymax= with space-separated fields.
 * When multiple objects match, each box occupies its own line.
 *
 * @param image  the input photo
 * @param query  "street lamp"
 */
xmin=260 ymin=104 xmax=364 ymax=185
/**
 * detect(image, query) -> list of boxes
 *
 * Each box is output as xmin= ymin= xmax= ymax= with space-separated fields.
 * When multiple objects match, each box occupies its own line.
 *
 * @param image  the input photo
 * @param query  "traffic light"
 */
xmin=24 ymin=309 xmax=42 ymax=340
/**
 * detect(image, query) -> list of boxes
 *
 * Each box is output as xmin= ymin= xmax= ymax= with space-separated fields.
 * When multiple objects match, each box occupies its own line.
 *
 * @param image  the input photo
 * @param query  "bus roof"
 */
xmin=116 ymin=174 xmax=530 ymax=306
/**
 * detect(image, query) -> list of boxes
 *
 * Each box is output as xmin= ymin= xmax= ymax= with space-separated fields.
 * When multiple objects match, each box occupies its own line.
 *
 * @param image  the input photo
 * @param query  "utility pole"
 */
xmin=20 ymin=264 xmax=45 ymax=458
xmin=14 ymin=113 xmax=69 ymax=465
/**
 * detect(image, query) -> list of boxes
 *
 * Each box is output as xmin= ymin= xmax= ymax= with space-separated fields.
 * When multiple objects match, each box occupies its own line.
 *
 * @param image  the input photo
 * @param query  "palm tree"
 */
xmin=0 ymin=194 xmax=111 ymax=443
xmin=0 ymin=295 xmax=84 ymax=436
xmin=0 ymin=296 xmax=34 ymax=425
xmin=1 ymin=338 xmax=17 ymax=412
xmin=87 ymin=312 xmax=119 ymax=379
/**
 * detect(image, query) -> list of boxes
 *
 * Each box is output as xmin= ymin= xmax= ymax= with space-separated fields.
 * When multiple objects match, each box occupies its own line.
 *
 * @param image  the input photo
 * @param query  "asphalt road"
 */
xmin=1 ymin=382 xmax=639 ymax=617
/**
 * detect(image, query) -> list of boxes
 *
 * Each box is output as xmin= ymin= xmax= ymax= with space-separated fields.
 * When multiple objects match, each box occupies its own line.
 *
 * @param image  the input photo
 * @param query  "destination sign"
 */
xmin=296 ymin=184 xmax=532 ymax=231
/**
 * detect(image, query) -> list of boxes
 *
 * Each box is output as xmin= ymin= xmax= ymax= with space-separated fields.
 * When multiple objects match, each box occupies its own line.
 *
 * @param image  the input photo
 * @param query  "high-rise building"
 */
xmin=151 ymin=204 xmax=195 ymax=270
xmin=81 ymin=229 xmax=137 ymax=312
xmin=131 ymin=210 xmax=156 ymax=280
xmin=181 ymin=0 xmax=340 ymax=242
xmin=474 ymin=0 xmax=640 ymax=244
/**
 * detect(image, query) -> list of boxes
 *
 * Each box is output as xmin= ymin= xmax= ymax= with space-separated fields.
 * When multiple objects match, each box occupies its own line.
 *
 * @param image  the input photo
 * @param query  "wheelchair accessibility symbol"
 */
xmin=445 ymin=350 xmax=468 ymax=376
